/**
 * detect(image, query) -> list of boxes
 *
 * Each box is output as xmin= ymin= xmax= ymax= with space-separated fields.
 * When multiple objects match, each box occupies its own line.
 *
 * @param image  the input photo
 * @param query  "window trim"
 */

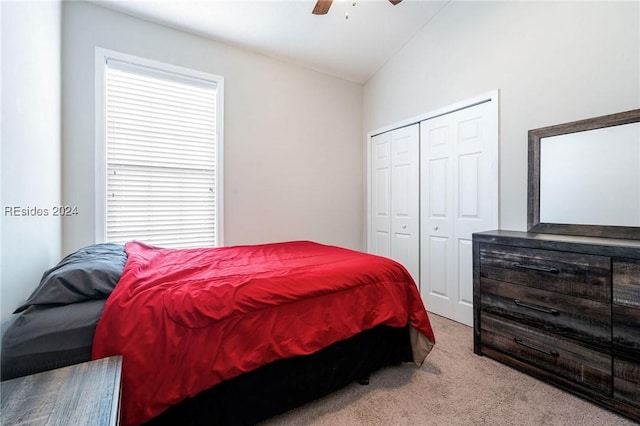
xmin=94 ymin=47 xmax=224 ymax=246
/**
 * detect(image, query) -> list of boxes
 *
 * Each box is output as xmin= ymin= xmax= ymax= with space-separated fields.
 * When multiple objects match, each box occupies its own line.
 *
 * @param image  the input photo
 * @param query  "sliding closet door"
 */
xmin=420 ymin=100 xmax=498 ymax=326
xmin=369 ymin=125 xmax=420 ymax=283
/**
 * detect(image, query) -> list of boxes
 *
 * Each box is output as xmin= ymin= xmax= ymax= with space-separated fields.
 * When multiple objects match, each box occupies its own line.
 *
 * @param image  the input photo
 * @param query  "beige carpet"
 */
xmin=262 ymin=314 xmax=637 ymax=425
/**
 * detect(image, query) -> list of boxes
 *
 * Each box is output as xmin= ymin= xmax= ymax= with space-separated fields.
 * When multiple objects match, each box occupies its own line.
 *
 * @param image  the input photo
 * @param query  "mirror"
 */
xmin=528 ymin=109 xmax=640 ymax=239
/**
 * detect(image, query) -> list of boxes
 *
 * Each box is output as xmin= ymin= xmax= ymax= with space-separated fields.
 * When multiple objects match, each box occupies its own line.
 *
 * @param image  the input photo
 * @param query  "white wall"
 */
xmin=1 ymin=1 xmax=62 ymax=329
xmin=363 ymin=1 xmax=640 ymax=234
xmin=62 ymin=2 xmax=363 ymax=254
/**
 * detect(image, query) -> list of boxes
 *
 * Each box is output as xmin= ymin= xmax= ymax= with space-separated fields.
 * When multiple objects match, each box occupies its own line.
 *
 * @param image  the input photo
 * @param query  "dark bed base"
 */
xmin=145 ymin=325 xmax=412 ymax=426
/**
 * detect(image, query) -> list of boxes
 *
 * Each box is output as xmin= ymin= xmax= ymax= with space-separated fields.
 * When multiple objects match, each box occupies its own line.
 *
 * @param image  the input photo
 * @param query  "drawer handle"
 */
xmin=514 ymin=299 xmax=559 ymax=316
xmin=513 ymin=263 xmax=559 ymax=274
xmin=514 ymin=337 xmax=559 ymax=357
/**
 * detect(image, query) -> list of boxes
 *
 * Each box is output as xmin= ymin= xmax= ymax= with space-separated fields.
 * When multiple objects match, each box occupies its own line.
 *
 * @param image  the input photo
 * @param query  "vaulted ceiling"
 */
xmin=91 ymin=0 xmax=449 ymax=83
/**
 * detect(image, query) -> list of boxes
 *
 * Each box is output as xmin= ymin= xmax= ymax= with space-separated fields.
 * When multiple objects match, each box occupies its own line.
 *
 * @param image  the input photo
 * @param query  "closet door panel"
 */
xmin=391 ymin=124 xmax=420 ymax=283
xmin=421 ymin=100 xmax=498 ymax=326
xmin=369 ymin=125 xmax=419 ymax=283
xmin=370 ymin=132 xmax=391 ymax=257
xmin=421 ymin=115 xmax=455 ymax=317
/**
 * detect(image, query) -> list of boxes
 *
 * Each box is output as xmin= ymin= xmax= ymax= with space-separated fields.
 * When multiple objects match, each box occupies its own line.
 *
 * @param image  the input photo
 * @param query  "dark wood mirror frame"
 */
xmin=527 ymin=108 xmax=640 ymax=240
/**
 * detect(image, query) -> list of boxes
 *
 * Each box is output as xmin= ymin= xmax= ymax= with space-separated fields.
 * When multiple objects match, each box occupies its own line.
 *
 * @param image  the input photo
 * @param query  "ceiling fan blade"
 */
xmin=389 ymin=0 xmax=403 ymax=5
xmin=312 ymin=0 xmax=333 ymax=15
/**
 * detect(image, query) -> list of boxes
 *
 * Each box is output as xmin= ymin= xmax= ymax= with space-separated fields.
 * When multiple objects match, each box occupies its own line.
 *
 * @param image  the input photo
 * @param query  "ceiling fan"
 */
xmin=312 ymin=0 xmax=403 ymax=15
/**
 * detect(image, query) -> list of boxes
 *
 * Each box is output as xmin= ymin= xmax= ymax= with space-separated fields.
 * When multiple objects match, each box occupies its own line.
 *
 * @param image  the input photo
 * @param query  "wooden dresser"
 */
xmin=1 ymin=355 xmax=122 ymax=425
xmin=473 ymin=230 xmax=640 ymax=422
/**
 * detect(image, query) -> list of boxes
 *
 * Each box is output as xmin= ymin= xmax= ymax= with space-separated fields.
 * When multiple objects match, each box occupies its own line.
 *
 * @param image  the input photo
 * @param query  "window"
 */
xmin=95 ymin=49 xmax=223 ymax=248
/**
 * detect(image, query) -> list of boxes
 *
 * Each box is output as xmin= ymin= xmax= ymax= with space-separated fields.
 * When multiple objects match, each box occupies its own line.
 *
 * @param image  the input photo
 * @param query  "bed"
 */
xmin=1 ymin=241 xmax=435 ymax=426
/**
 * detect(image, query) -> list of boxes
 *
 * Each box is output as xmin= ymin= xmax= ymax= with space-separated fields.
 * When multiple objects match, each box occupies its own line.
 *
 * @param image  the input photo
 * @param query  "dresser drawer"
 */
xmin=480 ymin=278 xmax=611 ymax=349
xmin=614 ymin=304 xmax=640 ymax=355
xmin=481 ymin=313 xmax=612 ymax=394
xmin=479 ymin=243 xmax=611 ymax=302
xmin=614 ymin=356 xmax=640 ymax=409
xmin=613 ymin=258 xmax=640 ymax=354
xmin=613 ymin=259 xmax=640 ymax=409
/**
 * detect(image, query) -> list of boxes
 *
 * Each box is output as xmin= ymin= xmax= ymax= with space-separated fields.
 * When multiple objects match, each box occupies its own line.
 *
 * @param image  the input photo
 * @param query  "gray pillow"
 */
xmin=14 ymin=243 xmax=127 ymax=313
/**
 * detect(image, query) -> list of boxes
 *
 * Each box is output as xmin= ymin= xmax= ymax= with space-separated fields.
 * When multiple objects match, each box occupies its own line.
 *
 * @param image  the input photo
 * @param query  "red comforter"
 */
xmin=92 ymin=241 xmax=435 ymax=425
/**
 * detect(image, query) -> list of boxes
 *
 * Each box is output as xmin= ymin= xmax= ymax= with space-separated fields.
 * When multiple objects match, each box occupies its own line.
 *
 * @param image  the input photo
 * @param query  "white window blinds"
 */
xmin=105 ymin=59 xmax=219 ymax=248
